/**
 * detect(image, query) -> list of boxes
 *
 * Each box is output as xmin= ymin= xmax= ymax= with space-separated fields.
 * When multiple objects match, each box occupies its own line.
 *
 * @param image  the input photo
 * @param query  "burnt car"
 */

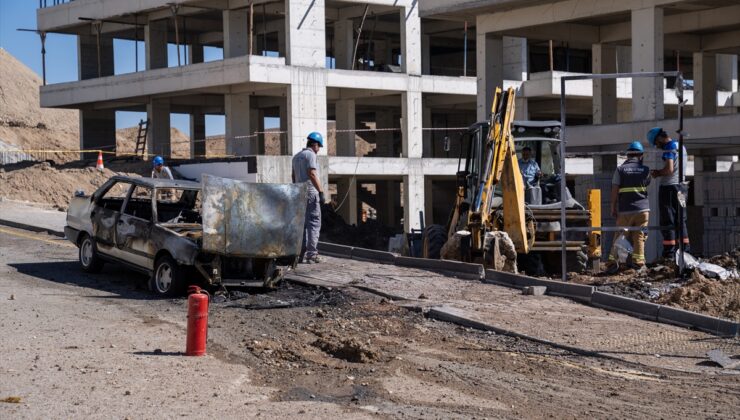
xmin=65 ymin=175 xmax=307 ymax=296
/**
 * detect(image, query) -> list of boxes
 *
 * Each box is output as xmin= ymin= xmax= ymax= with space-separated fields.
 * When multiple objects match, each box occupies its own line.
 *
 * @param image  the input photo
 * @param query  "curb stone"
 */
xmin=394 ymin=256 xmax=484 ymax=280
xmin=657 ymin=305 xmax=739 ymax=337
xmin=591 ymin=291 xmax=660 ymax=321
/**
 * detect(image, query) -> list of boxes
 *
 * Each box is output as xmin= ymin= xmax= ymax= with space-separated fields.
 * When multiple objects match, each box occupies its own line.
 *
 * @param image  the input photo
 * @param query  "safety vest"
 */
xmin=617 ymin=158 xmax=650 ymax=213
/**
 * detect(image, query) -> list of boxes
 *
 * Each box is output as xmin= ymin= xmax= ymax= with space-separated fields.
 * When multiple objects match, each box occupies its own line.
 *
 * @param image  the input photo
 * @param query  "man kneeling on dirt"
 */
xmin=606 ymin=141 xmax=651 ymax=273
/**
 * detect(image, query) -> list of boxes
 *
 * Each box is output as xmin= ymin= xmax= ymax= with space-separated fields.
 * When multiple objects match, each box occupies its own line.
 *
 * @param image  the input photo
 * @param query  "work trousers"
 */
xmin=609 ymin=212 xmax=649 ymax=265
xmin=302 ymin=190 xmax=322 ymax=259
xmin=659 ymin=184 xmax=690 ymax=258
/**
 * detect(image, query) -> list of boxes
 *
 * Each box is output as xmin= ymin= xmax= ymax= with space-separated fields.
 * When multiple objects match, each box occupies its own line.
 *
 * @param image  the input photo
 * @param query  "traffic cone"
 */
xmin=96 ymin=151 xmax=104 ymax=171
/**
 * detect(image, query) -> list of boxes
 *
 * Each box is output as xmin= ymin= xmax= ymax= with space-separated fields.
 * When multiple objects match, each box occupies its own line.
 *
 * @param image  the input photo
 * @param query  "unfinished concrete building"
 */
xmin=37 ymin=0 xmax=740 ymax=260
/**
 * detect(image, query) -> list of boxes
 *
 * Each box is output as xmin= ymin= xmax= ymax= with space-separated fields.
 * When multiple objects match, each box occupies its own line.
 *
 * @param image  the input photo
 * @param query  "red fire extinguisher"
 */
xmin=186 ymin=286 xmax=209 ymax=356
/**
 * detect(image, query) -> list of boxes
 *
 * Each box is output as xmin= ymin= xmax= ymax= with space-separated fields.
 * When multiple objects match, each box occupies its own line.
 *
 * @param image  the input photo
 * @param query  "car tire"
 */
xmin=150 ymin=255 xmax=185 ymax=297
xmin=79 ymin=234 xmax=104 ymax=273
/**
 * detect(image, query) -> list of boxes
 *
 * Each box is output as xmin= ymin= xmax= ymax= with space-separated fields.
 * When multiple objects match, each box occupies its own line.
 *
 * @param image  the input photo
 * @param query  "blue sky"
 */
xmin=0 ymin=0 xmax=234 ymax=136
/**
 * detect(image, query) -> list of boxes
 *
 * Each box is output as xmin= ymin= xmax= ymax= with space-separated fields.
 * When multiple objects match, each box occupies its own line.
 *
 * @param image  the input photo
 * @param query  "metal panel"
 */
xmin=201 ymin=174 xmax=307 ymax=257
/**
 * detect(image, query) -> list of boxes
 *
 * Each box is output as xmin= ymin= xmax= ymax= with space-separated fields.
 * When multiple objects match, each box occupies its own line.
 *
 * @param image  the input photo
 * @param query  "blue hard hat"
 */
xmin=627 ymin=141 xmax=644 ymax=153
xmin=153 ymin=156 xmax=164 ymax=166
xmin=307 ymin=131 xmax=324 ymax=147
xmin=646 ymin=127 xmax=664 ymax=146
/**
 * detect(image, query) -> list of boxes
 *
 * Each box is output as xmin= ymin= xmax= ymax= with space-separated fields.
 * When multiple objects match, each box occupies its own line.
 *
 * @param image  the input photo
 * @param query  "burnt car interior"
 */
xmin=156 ymin=189 xmax=202 ymax=224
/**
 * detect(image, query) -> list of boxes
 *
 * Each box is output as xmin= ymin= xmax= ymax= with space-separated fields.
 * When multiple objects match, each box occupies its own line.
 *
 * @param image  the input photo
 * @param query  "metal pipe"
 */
xmin=249 ymin=2 xmax=254 ymax=56
xmin=676 ymin=73 xmax=686 ymax=277
xmin=93 ymin=21 xmax=103 ymax=77
xmin=40 ymin=32 xmax=47 ymax=85
xmin=549 ymin=40 xmax=553 ymax=71
xmin=559 ymin=76 xmax=567 ymax=282
xmin=171 ymin=4 xmax=181 ymax=66
xmin=351 ymin=5 xmax=370 ymax=70
xmin=134 ymin=13 xmax=139 ymax=71
xmin=463 ymin=21 xmax=468 ymax=77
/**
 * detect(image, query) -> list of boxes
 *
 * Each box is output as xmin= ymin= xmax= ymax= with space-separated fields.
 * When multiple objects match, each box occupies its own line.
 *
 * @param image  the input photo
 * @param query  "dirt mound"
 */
xmin=320 ymin=204 xmax=399 ymax=250
xmin=312 ymin=336 xmax=378 ymax=363
xmin=656 ymin=272 xmax=740 ymax=321
xmin=0 ymin=160 xmax=149 ymax=210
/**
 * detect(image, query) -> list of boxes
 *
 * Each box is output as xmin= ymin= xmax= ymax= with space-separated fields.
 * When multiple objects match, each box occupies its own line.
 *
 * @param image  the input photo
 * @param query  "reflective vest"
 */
xmin=616 ymin=158 xmax=651 ymax=213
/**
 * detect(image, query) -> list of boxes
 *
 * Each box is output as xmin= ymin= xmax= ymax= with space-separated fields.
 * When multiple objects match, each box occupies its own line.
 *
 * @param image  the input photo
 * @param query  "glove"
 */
xmin=318 ymin=191 xmax=325 ymax=204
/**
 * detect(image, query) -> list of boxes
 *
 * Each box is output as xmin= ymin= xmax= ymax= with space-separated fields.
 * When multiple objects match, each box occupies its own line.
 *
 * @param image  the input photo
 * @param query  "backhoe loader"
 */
xmin=422 ymin=87 xmax=600 ymax=274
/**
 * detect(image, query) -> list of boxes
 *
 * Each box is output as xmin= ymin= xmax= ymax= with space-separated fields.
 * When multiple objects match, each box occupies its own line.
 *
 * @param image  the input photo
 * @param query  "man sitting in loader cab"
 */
xmin=518 ymin=146 xmax=542 ymax=187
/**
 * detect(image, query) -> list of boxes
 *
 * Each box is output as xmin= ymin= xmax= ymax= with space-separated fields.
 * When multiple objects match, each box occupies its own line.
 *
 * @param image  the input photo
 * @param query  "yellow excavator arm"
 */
xmin=472 ymin=87 xmax=529 ymax=253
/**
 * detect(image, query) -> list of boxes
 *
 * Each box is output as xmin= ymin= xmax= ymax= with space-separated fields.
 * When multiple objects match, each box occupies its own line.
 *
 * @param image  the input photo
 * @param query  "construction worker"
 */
xmin=292 ymin=132 xmax=326 ymax=264
xmin=606 ymin=141 xmax=651 ymax=273
xmin=518 ymin=146 xmax=542 ymax=187
xmin=646 ymin=127 xmax=690 ymax=259
xmin=151 ymin=156 xmax=173 ymax=179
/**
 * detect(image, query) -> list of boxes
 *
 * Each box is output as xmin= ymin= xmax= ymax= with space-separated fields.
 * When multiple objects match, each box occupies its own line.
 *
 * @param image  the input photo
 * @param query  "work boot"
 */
xmin=604 ymin=262 xmax=619 ymax=275
xmin=305 ymin=255 xmax=323 ymax=264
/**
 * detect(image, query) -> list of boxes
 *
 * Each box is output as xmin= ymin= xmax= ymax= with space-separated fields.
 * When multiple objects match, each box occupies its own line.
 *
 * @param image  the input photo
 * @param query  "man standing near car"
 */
xmin=292 ymin=132 xmax=326 ymax=264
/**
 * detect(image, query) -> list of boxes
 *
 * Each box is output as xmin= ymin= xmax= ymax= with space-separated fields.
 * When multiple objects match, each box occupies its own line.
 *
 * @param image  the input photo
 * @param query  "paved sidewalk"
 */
xmin=289 ymin=257 xmax=740 ymax=373
xmin=0 ymin=199 xmax=66 ymax=236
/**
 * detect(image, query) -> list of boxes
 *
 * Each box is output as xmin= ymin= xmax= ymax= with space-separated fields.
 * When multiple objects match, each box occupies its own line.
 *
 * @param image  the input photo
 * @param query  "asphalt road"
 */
xmin=1 ymin=226 xmax=739 ymax=419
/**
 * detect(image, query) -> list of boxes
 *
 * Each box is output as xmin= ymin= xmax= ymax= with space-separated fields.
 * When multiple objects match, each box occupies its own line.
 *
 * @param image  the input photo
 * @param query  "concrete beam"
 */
xmin=403 ymin=160 xmax=425 ymax=231
xmin=328 ymin=157 xmax=458 ymax=177
xmin=191 ymin=112 xmax=206 ymax=157
xmin=600 ymin=4 xmax=740 ymax=44
xmin=475 ymin=0 xmax=683 ymax=35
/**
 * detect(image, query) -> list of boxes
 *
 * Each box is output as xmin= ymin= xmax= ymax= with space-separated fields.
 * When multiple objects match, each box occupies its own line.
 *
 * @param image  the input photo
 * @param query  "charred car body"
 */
xmin=65 ymin=174 xmax=307 ymax=295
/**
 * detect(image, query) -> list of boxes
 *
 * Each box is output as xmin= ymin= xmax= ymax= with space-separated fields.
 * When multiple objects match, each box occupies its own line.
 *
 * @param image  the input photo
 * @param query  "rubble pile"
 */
xmin=320 ymin=203 xmax=399 ymax=251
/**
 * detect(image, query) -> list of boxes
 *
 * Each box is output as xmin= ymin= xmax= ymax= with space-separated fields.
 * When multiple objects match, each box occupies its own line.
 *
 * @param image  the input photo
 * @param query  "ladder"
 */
xmin=134 ymin=119 xmax=149 ymax=158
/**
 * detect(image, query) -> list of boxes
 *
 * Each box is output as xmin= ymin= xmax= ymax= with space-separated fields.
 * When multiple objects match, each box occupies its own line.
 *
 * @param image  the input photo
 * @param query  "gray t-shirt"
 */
xmin=151 ymin=166 xmax=173 ymax=179
xmin=659 ymin=141 xmax=688 ymax=186
xmin=292 ymin=148 xmax=318 ymax=193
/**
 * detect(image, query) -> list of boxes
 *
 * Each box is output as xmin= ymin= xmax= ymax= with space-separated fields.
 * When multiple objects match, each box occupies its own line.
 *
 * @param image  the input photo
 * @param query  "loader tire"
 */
xmin=423 ymin=224 xmax=447 ymax=260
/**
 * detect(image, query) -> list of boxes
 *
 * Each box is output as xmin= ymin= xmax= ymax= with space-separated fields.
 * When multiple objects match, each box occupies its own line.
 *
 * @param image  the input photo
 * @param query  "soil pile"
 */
xmin=0 ymin=48 xmax=79 ymax=162
xmin=570 ymin=252 xmax=740 ymax=321
xmin=0 ymin=160 xmax=149 ymax=210
xmin=320 ymin=203 xmax=399 ymax=251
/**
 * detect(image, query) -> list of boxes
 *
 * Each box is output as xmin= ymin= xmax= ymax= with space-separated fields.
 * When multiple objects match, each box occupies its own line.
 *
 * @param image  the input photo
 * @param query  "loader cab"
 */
xmin=457 ymin=120 xmax=563 ymax=203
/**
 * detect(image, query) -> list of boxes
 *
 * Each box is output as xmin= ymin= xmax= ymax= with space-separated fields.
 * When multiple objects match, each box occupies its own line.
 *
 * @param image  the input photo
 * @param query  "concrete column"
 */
xmin=476 ymin=29 xmax=503 ymax=122
xmin=693 ymin=52 xmax=717 ymax=117
xmin=422 ymin=106 xmax=433 ymax=157
xmin=279 ymin=102 xmax=289 ymax=155
xmin=377 ymin=181 xmax=400 ymax=228
xmin=421 ymin=34 xmax=431 ymax=74
xmin=78 ymin=34 xmax=113 ymax=80
xmin=592 ymin=44 xmax=618 ymax=124
xmin=79 ymin=109 xmax=115 ymax=159
xmin=285 ymin=0 xmax=325 ymax=68
xmin=335 ymin=99 xmax=356 ymax=156
xmin=616 ymin=45 xmax=632 ymax=73
xmin=403 ymin=161 xmax=425 ymax=232
xmin=225 ymin=93 xmax=253 ymax=156
xmin=631 ymin=7 xmax=664 ymax=121
xmin=503 ymin=36 xmax=527 ymax=81
xmin=333 ymin=19 xmax=354 ymax=70
xmin=277 ymin=27 xmax=286 ymax=57
xmin=424 ymin=177 xmax=434 ymax=227
xmin=190 ymin=112 xmax=206 ymax=157
xmin=252 ymin=107 xmax=264 ymax=154
xmin=189 ymin=39 xmax=204 ymax=64
xmin=336 ymin=178 xmax=358 ymax=225
xmin=514 ymin=98 xmax=529 ymax=120
xmin=223 ymin=9 xmax=249 ymax=58
xmin=374 ymin=39 xmax=392 ymax=67
xmin=716 ymin=54 xmax=738 ymax=92
xmin=287 ymin=69 xmax=328 ymax=155
xmin=376 ymin=110 xmax=395 ymax=157
xmin=400 ymin=4 xmax=421 ymax=75
xmin=593 ymin=154 xmax=618 ymax=174
xmin=147 ymin=99 xmax=171 ymax=157
xmin=145 ymin=19 xmax=168 ymax=70
xmin=402 ymin=77 xmax=423 ymax=158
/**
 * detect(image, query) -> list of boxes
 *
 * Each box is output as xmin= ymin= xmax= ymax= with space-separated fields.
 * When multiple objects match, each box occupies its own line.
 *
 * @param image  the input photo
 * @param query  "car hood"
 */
xmin=201 ymin=174 xmax=307 ymax=258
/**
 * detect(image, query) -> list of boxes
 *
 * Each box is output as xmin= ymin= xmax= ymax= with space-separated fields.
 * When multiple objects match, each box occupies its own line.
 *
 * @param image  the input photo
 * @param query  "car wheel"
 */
xmin=79 ymin=234 xmax=104 ymax=273
xmin=150 ymin=255 xmax=184 ymax=297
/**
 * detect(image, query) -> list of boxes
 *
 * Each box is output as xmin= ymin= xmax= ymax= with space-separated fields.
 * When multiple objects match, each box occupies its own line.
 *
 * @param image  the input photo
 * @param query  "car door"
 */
xmin=91 ymin=181 xmax=132 ymax=256
xmin=116 ymin=185 xmax=155 ymax=270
